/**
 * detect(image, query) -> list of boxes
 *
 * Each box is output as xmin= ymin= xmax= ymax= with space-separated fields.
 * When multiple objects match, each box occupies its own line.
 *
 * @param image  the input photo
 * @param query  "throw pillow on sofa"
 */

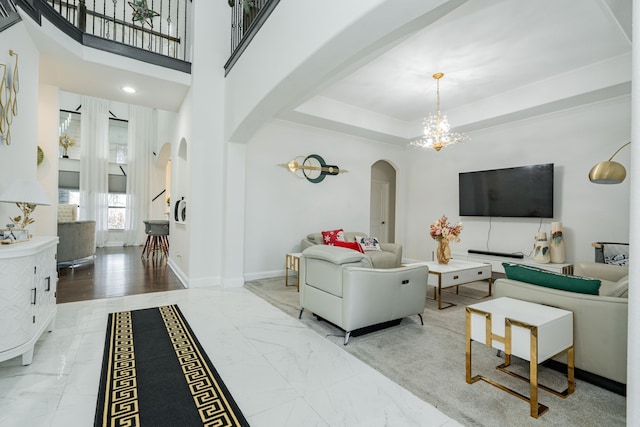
xmin=334 ymin=240 xmax=365 ymax=253
xmin=502 ymin=262 xmax=601 ymax=295
xmin=357 ymin=236 xmax=382 ymax=251
xmin=322 ymin=229 xmax=346 ymax=245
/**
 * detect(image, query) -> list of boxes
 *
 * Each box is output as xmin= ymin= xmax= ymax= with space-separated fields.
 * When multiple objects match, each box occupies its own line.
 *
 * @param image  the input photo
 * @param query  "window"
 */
xmin=108 ymin=194 xmax=127 ymax=230
xmin=58 ymin=109 xmax=129 ymax=231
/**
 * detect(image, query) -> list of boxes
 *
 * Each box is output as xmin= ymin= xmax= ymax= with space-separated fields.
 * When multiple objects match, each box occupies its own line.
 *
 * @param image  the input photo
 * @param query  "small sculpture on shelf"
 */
xmin=59 ymin=134 xmax=75 ymax=158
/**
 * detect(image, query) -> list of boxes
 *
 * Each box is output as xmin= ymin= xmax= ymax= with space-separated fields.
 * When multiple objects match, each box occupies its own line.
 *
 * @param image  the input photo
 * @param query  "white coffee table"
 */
xmin=466 ymin=297 xmax=574 ymax=418
xmin=423 ymin=259 xmax=492 ymax=309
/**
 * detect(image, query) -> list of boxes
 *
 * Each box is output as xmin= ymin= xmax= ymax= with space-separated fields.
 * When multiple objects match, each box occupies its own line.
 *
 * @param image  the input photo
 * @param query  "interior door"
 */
xmin=370 ymin=180 xmax=389 ymax=242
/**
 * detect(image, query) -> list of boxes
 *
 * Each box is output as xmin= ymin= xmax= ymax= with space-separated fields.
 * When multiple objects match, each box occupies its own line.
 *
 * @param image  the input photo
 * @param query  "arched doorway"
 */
xmin=370 ymin=160 xmax=396 ymax=243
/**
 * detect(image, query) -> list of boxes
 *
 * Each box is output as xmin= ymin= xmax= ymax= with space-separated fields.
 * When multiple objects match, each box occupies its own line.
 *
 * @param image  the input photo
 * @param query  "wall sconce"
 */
xmin=0 ymin=49 xmax=19 ymax=146
xmin=279 ymin=154 xmax=347 ymax=183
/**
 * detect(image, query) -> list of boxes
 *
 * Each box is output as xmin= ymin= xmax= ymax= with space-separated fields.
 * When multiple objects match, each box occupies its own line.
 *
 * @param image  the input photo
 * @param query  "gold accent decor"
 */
xmin=0 ymin=179 xmax=51 ymax=232
xmin=410 ymin=72 xmax=468 ymax=151
xmin=588 ymin=141 xmax=631 ymax=184
xmin=0 ymin=50 xmax=19 ymax=146
xmin=59 ymin=134 xmax=76 ymax=158
xmin=278 ymin=154 xmax=348 ymax=183
xmin=285 ymin=252 xmax=301 ymax=291
xmin=465 ymin=306 xmax=575 ymax=418
xmin=436 ymin=238 xmax=451 ymax=264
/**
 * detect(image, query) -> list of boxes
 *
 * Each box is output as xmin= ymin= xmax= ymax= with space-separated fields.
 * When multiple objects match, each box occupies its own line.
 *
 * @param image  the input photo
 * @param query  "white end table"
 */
xmin=466 ymin=297 xmax=574 ymax=418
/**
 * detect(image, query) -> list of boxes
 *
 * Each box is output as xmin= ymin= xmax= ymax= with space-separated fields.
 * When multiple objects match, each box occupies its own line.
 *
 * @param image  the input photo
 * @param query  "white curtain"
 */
xmin=79 ymin=96 xmax=110 ymax=247
xmin=124 ymin=105 xmax=155 ymax=246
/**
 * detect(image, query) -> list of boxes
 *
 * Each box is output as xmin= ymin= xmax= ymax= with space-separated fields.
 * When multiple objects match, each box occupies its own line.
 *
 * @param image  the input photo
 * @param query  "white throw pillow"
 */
xmin=357 ymin=236 xmax=382 ymax=251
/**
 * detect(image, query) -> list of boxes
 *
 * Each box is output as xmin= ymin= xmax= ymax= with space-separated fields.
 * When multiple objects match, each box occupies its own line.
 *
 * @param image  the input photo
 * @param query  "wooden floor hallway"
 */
xmin=57 ymin=246 xmax=185 ymax=304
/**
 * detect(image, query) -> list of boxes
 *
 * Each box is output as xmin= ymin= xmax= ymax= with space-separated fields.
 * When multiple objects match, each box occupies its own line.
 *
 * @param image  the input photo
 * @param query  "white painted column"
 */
xmin=627 ymin=0 xmax=640 ymax=423
xmin=222 ymin=142 xmax=247 ymax=287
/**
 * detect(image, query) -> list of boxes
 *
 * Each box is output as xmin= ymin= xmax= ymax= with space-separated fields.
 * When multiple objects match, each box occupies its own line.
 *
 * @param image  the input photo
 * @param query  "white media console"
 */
xmin=452 ymin=251 xmax=573 ymax=275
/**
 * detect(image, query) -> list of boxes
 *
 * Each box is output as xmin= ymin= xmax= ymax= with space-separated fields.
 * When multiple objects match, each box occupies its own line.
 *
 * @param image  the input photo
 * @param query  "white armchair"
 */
xmin=298 ymin=245 xmax=429 ymax=345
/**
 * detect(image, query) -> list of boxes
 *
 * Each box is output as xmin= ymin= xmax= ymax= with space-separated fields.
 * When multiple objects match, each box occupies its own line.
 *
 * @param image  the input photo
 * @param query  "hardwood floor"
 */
xmin=57 ymin=246 xmax=185 ymax=303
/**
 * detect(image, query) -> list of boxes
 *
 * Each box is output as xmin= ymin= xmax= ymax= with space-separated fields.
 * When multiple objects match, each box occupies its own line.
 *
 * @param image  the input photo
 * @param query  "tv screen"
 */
xmin=459 ymin=163 xmax=554 ymax=218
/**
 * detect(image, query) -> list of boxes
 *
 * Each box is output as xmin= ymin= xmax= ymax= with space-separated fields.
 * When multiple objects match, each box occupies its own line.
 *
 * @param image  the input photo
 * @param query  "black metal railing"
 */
xmin=44 ymin=0 xmax=191 ymax=62
xmin=225 ymin=0 xmax=278 ymax=75
xmin=0 ymin=0 xmax=21 ymax=31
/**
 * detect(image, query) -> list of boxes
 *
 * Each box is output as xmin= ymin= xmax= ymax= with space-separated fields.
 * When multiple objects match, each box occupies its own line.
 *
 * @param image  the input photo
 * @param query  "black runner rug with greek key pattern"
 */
xmin=94 ymin=304 xmax=250 ymax=427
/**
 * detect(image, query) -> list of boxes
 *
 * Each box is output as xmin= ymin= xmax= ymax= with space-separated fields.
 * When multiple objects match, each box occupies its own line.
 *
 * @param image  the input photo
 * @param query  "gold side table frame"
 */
xmin=285 ymin=253 xmax=301 ymax=291
xmin=465 ymin=306 xmax=575 ymax=418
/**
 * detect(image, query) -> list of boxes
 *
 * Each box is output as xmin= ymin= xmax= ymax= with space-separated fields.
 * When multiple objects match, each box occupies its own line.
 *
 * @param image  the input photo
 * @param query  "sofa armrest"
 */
xmin=574 ymin=262 xmax=628 ymax=282
xmin=379 ymin=243 xmax=402 ymax=266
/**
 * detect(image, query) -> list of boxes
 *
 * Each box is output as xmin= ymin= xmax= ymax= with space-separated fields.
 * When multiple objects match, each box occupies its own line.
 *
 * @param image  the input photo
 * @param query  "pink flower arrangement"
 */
xmin=430 ymin=215 xmax=463 ymax=242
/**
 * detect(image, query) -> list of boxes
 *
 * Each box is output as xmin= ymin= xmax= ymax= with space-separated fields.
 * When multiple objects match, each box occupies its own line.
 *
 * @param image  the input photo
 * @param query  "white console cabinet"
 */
xmin=454 ymin=252 xmax=573 ymax=275
xmin=0 ymin=237 xmax=58 ymax=365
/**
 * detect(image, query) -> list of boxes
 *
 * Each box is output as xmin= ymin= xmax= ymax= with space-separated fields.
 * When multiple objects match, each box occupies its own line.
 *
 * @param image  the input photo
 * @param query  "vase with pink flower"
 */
xmin=430 ymin=215 xmax=463 ymax=264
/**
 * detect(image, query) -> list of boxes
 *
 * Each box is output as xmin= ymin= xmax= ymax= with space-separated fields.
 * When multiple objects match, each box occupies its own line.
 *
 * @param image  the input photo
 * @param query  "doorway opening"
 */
xmin=370 ymin=160 xmax=396 ymax=243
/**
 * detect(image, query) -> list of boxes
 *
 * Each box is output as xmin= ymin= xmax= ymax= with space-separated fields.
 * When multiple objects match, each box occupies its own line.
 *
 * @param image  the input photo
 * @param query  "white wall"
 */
xmin=242 ymin=95 xmax=630 ymax=279
xmin=404 ymin=96 xmax=631 ymax=264
xmin=0 ymin=24 xmax=46 ymax=234
xmin=244 ymin=120 xmax=407 ymax=279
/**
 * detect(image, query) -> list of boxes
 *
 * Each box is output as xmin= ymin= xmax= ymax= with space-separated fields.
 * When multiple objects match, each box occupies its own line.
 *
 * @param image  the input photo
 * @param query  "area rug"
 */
xmin=94 ymin=304 xmax=249 ymax=427
xmin=245 ymin=276 xmax=626 ymax=427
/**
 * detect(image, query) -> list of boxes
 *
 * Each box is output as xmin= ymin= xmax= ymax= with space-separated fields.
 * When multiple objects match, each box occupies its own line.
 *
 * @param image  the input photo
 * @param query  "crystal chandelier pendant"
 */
xmin=410 ymin=73 xmax=468 ymax=151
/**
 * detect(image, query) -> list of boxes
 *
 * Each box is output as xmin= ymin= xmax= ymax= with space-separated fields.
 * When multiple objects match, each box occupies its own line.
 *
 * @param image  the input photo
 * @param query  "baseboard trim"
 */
xmin=543 ymin=359 xmax=626 ymax=396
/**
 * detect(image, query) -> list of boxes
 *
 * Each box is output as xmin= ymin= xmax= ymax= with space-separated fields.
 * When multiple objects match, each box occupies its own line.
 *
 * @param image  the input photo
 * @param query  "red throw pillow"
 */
xmin=334 ymin=240 xmax=364 ymax=253
xmin=321 ymin=229 xmax=345 ymax=245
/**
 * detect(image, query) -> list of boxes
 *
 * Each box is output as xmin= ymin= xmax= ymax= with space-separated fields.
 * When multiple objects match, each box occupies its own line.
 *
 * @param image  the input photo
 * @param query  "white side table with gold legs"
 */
xmin=465 ymin=297 xmax=574 ymax=418
xmin=285 ymin=252 xmax=302 ymax=291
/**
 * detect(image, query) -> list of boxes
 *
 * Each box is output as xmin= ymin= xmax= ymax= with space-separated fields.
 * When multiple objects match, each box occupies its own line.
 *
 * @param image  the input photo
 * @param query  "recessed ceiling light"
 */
xmin=122 ymin=86 xmax=136 ymax=93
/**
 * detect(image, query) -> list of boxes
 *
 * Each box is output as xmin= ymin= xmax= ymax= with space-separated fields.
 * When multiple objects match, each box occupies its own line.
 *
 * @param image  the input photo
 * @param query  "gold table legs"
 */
xmin=285 ymin=253 xmax=300 ymax=291
xmin=465 ymin=307 xmax=575 ymax=418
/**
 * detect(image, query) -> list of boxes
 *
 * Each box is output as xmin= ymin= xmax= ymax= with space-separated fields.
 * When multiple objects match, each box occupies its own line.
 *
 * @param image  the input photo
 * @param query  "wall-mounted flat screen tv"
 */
xmin=459 ymin=163 xmax=554 ymax=218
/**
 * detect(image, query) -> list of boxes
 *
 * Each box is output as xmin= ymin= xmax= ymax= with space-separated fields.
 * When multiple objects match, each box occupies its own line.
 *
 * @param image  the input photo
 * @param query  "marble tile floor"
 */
xmin=0 ymin=287 xmax=461 ymax=427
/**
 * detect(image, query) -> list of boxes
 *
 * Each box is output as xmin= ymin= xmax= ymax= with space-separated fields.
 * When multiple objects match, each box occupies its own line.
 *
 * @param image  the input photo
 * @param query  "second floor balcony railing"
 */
xmin=44 ymin=0 xmax=192 ymax=64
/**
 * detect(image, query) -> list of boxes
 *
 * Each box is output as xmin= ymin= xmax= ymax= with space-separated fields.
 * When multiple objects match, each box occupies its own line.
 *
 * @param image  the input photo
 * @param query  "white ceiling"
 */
xmin=318 ymin=0 xmax=631 ymax=122
xmin=20 ymin=0 xmax=632 ymax=139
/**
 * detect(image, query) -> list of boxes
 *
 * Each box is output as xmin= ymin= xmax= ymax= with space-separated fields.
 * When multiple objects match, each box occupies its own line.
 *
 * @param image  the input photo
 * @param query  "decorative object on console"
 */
xmin=1 ymin=225 xmax=28 ymax=243
xmin=430 ymin=215 xmax=463 ymax=264
xmin=58 ymin=134 xmax=75 ymax=158
xmin=409 ymin=73 xmax=468 ymax=152
xmin=589 ymin=141 xmax=630 ymax=184
xmin=550 ymin=222 xmax=565 ymax=263
xmin=0 ymin=49 xmax=19 ymax=146
xmin=279 ymin=154 xmax=348 ymax=183
xmin=0 ymin=179 xmax=50 ymax=234
xmin=533 ymin=232 xmax=550 ymax=264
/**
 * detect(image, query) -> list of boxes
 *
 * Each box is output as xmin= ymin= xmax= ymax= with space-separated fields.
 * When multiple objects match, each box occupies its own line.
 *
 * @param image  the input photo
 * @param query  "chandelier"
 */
xmin=410 ymin=73 xmax=468 ymax=151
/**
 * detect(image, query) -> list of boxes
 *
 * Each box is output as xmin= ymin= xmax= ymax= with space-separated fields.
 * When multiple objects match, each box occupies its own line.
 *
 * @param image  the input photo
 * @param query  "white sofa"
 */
xmin=494 ymin=262 xmax=628 ymax=386
xmin=298 ymin=245 xmax=428 ymax=344
xmin=301 ymin=231 xmax=402 ymax=268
